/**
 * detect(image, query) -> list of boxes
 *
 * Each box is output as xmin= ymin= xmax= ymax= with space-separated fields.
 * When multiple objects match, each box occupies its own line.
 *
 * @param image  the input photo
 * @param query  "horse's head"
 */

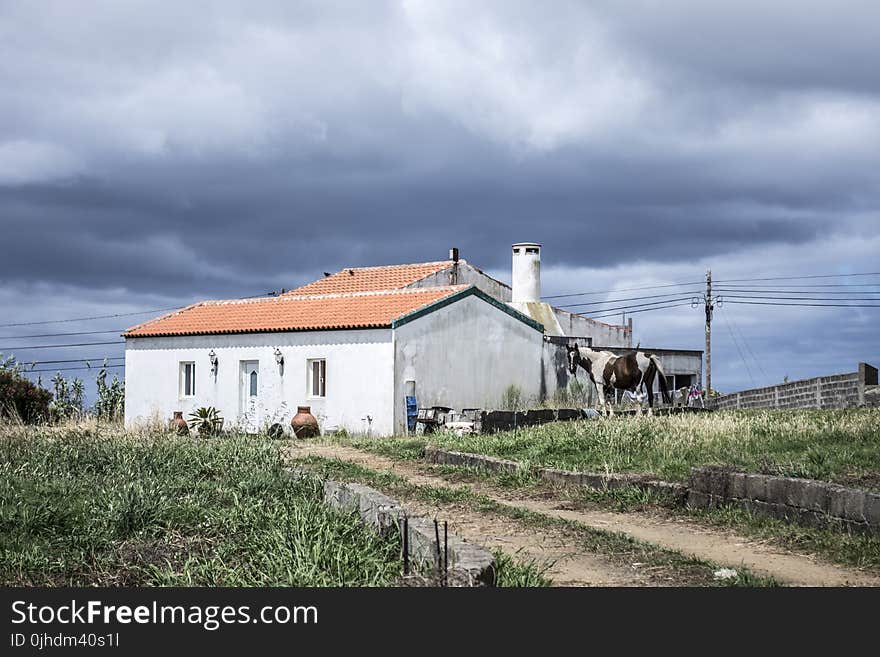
xmin=566 ymin=343 xmax=580 ymax=375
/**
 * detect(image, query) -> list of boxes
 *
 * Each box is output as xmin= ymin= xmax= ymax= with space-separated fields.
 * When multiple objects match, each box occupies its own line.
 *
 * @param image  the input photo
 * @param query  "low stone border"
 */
xmin=688 ymin=467 xmax=880 ymax=534
xmin=539 ymin=467 xmax=688 ymax=502
xmin=424 ymin=447 xmax=687 ymax=502
xmin=288 ymin=467 xmax=496 ymax=586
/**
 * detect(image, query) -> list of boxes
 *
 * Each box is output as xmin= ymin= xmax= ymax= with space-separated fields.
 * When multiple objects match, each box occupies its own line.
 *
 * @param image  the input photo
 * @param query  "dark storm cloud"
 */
xmin=1 ymin=1 xmax=879 ymax=393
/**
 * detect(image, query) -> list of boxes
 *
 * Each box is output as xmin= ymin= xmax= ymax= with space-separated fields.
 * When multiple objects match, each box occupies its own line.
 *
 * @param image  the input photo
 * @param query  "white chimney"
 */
xmin=511 ymin=242 xmax=541 ymax=303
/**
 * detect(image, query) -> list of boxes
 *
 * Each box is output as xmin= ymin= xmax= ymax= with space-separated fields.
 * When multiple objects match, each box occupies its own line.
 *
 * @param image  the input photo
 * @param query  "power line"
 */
xmin=716 ymin=283 xmax=880 ymax=288
xmin=728 ymin=311 xmax=768 ymax=380
xmin=0 ymin=328 xmax=124 ymax=340
xmin=0 ymin=291 xmax=280 ymax=329
xmin=15 ymin=356 xmax=125 ymax=366
xmin=572 ymin=297 xmax=695 ymax=316
xmin=557 ymin=290 xmax=703 ymax=309
xmin=22 ymin=364 xmax=125 ymax=374
xmin=720 ymin=294 xmax=880 ymax=302
xmin=715 ymin=288 xmax=880 ymax=295
xmin=0 ymin=307 xmax=182 ymax=329
xmin=714 ymin=272 xmax=880 ymax=283
xmin=724 ymin=300 xmax=880 ymax=308
xmin=542 ymin=281 xmax=702 ymax=300
xmin=721 ymin=311 xmax=755 ymax=386
xmin=0 ymin=340 xmax=124 ymax=351
xmin=588 ymin=301 xmax=694 ymax=319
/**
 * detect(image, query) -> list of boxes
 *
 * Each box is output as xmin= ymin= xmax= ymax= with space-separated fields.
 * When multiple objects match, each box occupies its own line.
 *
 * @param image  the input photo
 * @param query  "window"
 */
xmin=249 ymin=369 xmax=258 ymax=396
xmin=308 ymin=359 xmax=326 ymax=397
xmin=180 ymin=362 xmax=196 ymax=398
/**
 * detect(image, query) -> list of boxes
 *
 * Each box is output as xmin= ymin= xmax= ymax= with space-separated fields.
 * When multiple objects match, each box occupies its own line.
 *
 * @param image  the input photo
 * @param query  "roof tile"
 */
xmin=284 ymin=261 xmax=453 ymax=296
xmin=124 ymin=286 xmax=467 ymax=337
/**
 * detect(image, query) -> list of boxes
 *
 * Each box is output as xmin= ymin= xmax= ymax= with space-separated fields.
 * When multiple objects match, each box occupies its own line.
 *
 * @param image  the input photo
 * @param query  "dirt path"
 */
xmin=288 ymin=442 xmax=880 ymax=587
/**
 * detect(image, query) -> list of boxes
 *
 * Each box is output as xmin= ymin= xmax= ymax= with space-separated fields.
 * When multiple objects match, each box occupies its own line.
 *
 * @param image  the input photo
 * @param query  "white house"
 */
xmin=123 ymin=243 xmax=702 ymax=435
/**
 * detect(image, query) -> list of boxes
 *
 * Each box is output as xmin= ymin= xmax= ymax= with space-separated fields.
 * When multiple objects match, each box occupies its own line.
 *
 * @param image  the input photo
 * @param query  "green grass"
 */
xmin=0 ymin=424 xmax=401 ymax=586
xmin=330 ymin=409 xmax=880 ymax=488
xmin=411 ymin=460 xmax=880 ymax=575
xmin=294 ymin=454 xmax=779 ymax=587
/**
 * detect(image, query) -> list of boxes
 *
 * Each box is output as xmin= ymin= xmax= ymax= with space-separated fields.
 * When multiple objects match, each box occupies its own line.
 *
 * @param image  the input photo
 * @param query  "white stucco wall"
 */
xmin=392 ymin=294 xmax=545 ymax=433
xmin=124 ymin=329 xmax=394 ymax=435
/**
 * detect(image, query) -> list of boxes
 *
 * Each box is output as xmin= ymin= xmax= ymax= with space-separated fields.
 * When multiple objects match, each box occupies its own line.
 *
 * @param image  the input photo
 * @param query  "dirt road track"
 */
xmin=287 ymin=442 xmax=880 ymax=587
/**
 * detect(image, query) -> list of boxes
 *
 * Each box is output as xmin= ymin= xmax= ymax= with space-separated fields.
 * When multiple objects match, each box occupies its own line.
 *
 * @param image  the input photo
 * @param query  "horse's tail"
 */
xmin=649 ymin=354 xmax=672 ymax=404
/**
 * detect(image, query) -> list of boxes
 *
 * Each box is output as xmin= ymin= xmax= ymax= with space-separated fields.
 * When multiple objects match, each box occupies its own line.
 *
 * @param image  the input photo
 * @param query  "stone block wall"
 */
xmin=712 ymin=362 xmax=877 ymax=410
xmin=688 ymin=466 xmax=880 ymax=534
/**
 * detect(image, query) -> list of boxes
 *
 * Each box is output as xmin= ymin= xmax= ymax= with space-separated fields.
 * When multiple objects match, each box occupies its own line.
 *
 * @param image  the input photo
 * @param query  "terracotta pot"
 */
xmin=171 ymin=411 xmax=189 ymax=435
xmin=291 ymin=406 xmax=320 ymax=438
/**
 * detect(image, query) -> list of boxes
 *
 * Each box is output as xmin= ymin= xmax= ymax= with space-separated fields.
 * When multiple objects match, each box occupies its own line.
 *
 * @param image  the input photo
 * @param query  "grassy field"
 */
xmin=335 ymin=409 xmax=880 ymax=488
xmin=0 ymin=423 xmax=403 ymax=586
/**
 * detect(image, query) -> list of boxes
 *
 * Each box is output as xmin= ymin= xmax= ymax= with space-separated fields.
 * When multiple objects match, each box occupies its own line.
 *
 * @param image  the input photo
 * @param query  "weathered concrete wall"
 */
xmin=553 ymin=307 xmax=631 ymax=347
xmin=392 ymin=293 xmax=545 ymax=433
xmin=409 ymin=261 xmax=512 ymax=302
xmin=124 ymin=329 xmax=394 ymax=435
xmin=712 ymin=363 xmax=877 ymax=410
xmin=688 ymin=466 xmax=880 ymax=534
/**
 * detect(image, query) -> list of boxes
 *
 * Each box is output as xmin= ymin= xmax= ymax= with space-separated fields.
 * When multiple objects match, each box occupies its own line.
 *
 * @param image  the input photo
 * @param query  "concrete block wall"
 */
xmin=688 ymin=467 xmax=880 ymax=534
xmin=713 ymin=362 xmax=877 ymax=410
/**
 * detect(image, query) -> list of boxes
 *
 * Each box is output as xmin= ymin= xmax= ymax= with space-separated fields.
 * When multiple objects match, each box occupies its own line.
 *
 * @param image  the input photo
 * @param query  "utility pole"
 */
xmin=692 ymin=269 xmax=721 ymax=401
xmin=705 ymin=269 xmax=712 ymax=398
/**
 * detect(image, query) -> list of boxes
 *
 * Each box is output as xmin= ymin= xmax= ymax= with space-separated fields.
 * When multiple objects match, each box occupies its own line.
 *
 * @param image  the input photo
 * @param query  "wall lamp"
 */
xmin=208 ymin=349 xmax=218 ymax=376
xmin=274 ymin=348 xmax=285 ymax=373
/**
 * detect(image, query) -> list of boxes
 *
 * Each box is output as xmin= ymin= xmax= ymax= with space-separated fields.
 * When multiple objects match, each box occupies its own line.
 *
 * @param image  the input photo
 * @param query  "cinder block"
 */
xmin=729 ymin=472 xmax=747 ymax=499
xmin=744 ymin=474 xmax=769 ymax=501
xmin=843 ymin=489 xmax=867 ymax=523
xmin=865 ymin=494 xmax=880 ymax=527
xmin=687 ymin=491 xmax=711 ymax=509
xmin=827 ymin=486 xmax=849 ymax=518
xmin=798 ymin=481 xmax=830 ymax=512
xmin=689 ymin=468 xmax=712 ymax=493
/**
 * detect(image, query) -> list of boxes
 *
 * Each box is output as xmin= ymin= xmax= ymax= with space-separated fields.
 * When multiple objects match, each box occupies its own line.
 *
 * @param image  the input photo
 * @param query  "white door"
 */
xmin=239 ymin=360 xmax=260 ymax=433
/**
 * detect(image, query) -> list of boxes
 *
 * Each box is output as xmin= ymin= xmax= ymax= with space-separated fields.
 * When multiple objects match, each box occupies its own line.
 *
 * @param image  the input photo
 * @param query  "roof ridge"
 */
xmin=197 ymin=284 xmax=469 ymax=307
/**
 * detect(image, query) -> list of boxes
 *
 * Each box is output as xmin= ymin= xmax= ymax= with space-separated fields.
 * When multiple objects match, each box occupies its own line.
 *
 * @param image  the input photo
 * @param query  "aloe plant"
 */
xmin=188 ymin=406 xmax=224 ymax=437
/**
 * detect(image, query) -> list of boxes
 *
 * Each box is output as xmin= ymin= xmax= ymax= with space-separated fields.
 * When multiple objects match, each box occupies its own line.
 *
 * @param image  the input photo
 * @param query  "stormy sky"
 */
xmin=1 ymin=1 xmax=878 ymax=399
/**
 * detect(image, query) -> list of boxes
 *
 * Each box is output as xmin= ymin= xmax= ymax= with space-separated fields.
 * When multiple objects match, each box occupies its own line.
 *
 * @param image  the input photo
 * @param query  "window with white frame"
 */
xmin=179 ymin=362 xmax=196 ymax=398
xmin=307 ymin=359 xmax=326 ymax=397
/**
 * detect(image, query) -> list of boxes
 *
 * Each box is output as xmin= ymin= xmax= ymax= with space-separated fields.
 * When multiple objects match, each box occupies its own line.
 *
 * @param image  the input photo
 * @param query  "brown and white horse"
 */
xmin=566 ymin=344 xmax=672 ymax=415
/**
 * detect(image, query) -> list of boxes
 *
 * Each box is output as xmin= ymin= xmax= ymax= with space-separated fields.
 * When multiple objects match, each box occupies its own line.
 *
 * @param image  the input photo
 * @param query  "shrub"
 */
xmin=501 ymin=384 xmax=524 ymax=411
xmin=94 ymin=363 xmax=125 ymax=422
xmin=48 ymin=373 xmax=85 ymax=422
xmin=0 ymin=367 xmax=52 ymax=424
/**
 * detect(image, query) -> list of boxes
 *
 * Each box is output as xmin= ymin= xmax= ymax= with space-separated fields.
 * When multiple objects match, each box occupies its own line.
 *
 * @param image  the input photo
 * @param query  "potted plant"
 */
xmin=188 ymin=406 xmax=224 ymax=437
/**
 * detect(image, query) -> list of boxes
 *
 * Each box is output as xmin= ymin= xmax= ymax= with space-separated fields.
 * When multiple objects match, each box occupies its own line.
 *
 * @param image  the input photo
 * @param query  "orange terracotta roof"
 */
xmin=284 ymin=261 xmax=453 ymax=296
xmin=124 ymin=286 xmax=468 ymax=337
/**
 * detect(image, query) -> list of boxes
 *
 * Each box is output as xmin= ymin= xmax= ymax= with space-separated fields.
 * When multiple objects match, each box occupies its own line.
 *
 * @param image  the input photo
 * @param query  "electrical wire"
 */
xmin=0 ymin=328 xmax=124 ymax=340
xmin=556 ymin=290 xmax=703 ymax=309
xmin=587 ymin=301 xmax=694 ymax=319
xmin=724 ymin=300 xmax=880 ymax=308
xmin=542 ymin=281 xmax=702 ymax=300
xmin=0 ymin=340 xmax=124 ymax=351
xmin=22 ymin=364 xmax=125 ymax=374
xmin=13 ymin=357 xmax=125 ymax=366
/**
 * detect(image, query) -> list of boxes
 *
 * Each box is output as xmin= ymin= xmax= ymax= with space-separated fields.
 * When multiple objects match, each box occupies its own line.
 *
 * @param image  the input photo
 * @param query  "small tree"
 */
xmin=94 ymin=362 xmax=125 ymax=422
xmin=0 ymin=355 xmax=52 ymax=423
xmin=49 ymin=372 xmax=85 ymax=422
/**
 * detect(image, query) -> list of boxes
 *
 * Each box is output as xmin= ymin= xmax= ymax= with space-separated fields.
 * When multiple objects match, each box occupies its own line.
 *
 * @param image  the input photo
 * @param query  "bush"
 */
xmin=501 ymin=384 xmax=524 ymax=410
xmin=0 ymin=366 xmax=52 ymax=424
